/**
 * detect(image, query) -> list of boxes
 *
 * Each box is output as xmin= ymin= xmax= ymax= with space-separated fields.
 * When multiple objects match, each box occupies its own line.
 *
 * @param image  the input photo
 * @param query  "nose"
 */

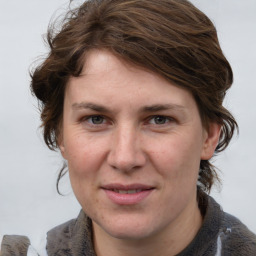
xmin=107 ymin=125 xmax=146 ymax=172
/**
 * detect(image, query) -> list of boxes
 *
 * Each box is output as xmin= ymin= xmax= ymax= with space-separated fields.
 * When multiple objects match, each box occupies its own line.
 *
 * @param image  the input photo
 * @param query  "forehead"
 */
xmin=65 ymin=49 xmax=197 ymax=113
xmin=79 ymin=49 xmax=164 ymax=88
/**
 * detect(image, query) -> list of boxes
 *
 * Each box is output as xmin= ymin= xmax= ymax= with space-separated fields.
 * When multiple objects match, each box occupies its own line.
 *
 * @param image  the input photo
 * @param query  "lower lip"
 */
xmin=103 ymin=189 xmax=153 ymax=205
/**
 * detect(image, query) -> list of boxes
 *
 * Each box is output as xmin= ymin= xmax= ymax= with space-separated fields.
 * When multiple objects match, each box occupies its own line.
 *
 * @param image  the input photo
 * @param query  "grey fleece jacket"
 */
xmin=1 ymin=194 xmax=256 ymax=255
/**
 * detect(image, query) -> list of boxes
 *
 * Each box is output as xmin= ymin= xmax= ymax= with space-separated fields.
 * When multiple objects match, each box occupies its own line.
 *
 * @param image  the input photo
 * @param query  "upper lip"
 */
xmin=102 ymin=183 xmax=154 ymax=190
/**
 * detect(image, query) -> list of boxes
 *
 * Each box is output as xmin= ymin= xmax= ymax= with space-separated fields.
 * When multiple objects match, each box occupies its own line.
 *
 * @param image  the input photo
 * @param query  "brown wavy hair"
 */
xmin=30 ymin=0 xmax=238 ymax=194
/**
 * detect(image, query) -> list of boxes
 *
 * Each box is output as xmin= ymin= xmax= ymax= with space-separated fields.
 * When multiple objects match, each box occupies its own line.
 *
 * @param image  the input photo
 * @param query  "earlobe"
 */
xmin=59 ymin=144 xmax=67 ymax=159
xmin=201 ymin=123 xmax=221 ymax=160
xmin=58 ymin=135 xmax=67 ymax=159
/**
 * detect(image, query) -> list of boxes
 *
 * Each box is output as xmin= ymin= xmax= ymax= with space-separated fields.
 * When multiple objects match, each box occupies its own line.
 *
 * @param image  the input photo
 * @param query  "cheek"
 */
xmin=149 ymin=135 xmax=201 ymax=181
xmin=65 ymin=137 xmax=105 ymax=207
xmin=152 ymin=137 xmax=201 ymax=208
xmin=64 ymin=134 xmax=107 ymax=179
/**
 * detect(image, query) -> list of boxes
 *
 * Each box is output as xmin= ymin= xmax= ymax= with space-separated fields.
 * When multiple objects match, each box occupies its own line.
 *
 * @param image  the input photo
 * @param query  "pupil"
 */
xmin=92 ymin=116 xmax=103 ymax=124
xmin=155 ymin=116 xmax=166 ymax=124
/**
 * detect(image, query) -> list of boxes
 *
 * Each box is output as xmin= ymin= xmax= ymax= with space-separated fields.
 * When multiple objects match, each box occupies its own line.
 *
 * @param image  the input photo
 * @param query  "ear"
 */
xmin=201 ymin=122 xmax=221 ymax=160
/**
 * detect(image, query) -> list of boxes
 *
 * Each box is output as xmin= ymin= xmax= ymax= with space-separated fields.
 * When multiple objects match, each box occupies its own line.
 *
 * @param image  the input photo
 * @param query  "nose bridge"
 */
xmin=108 ymin=122 xmax=145 ymax=171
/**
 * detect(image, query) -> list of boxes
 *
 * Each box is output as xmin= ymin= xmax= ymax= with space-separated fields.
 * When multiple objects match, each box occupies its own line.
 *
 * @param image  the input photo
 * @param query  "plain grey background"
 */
xmin=0 ymin=0 xmax=256 ymax=245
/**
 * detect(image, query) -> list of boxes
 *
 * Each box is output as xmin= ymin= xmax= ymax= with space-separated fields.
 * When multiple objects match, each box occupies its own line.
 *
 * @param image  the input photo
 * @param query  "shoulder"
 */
xmin=0 ymin=210 xmax=94 ymax=256
xmin=46 ymin=218 xmax=76 ymax=255
xmin=46 ymin=210 xmax=95 ymax=256
xmin=220 ymin=212 xmax=256 ymax=255
xmin=0 ymin=235 xmax=30 ymax=256
xmin=188 ymin=193 xmax=256 ymax=256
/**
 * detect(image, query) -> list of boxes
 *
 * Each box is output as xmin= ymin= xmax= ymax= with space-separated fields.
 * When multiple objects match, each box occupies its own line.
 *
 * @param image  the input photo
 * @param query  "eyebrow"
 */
xmin=141 ymin=104 xmax=186 ymax=112
xmin=72 ymin=102 xmax=110 ymax=112
xmin=72 ymin=102 xmax=186 ymax=113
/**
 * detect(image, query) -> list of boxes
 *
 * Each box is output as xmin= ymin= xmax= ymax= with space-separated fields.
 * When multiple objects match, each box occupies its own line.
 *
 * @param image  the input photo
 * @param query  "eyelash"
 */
xmin=80 ymin=115 xmax=175 ymax=127
xmin=147 ymin=115 xmax=174 ymax=125
xmin=82 ymin=115 xmax=107 ymax=125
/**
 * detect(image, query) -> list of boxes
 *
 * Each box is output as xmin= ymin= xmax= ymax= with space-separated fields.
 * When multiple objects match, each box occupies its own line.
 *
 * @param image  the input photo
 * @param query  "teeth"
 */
xmin=114 ymin=189 xmax=142 ymax=194
xmin=127 ymin=190 xmax=137 ymax=194
xmin=119 ymin=190 xmax=128 ymax=194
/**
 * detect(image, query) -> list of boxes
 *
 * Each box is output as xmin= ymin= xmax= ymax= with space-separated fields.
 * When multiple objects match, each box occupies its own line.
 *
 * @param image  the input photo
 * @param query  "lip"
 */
xmin=101 ymin=183 xmax=155 ymax=205
xmin=102 ymin=183 xmax=153 ymax=190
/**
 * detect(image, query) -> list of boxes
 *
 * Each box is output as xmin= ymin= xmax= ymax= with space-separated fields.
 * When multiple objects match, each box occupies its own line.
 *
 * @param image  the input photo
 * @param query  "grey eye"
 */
xmin=89 ymin=116 xmax=104 ymax=124
xmin=152 ymin=116 xmax=168 ymax=124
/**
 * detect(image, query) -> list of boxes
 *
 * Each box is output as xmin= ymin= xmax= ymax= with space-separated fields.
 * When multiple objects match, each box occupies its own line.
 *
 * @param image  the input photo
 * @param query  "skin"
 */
xmin=60 ymin=49 xmax=220 ymax=256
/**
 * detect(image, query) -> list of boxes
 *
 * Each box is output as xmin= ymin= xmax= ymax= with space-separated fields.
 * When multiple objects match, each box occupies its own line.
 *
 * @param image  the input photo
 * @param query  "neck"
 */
xmin=93 ymin=195 xmax=202 ymax=256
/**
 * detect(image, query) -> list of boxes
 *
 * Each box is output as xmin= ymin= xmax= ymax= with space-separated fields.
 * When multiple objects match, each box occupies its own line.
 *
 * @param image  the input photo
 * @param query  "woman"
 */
xmin=1 ymin=0 xmax=255 ymax=255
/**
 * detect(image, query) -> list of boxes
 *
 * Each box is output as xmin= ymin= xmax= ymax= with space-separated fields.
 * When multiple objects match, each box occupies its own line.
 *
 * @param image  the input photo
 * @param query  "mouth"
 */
xmin=111 ymin=189 xmax=146 ymax=194
xmin=101 ymin=184 xmax=155 ymax=205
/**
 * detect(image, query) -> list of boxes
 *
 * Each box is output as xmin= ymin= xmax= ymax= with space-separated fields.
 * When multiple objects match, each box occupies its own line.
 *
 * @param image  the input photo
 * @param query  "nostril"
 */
xmin=108 ymin=152 xmax=146 ymax=172
xmin=107 ymin=131 xmax=146 ymax=171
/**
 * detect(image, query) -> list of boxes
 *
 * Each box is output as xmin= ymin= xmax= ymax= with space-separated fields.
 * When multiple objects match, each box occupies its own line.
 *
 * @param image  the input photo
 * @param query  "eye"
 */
xmin=148 ymin=115 xmax=171 ymax=125
xmin=87 ymin=115 xmax=105 ymax=125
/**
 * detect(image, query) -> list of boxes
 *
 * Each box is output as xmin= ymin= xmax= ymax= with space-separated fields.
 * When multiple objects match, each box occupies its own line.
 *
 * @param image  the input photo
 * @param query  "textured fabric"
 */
xmin=1 ymin=194 xmax=256 ymax=255
xmin=46 ymin=211 xmax=95 ymax=256
xmin=1 ymin=235 xmax=30 ymax=256
xmin=176 ymin=196 xmax=256 ymax=255
xmin=46 ymin=194 xmax=256 ymax=255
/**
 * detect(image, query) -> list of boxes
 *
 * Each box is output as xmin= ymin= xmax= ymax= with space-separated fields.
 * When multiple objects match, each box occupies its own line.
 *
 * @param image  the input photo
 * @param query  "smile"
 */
xmin=112 ymin=189 xmax=143 ymax=194
xmin=102 ymin=184 xmax=154 ymax=205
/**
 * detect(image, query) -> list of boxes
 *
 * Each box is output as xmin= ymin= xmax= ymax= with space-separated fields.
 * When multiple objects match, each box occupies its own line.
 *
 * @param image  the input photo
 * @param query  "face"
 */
xmin=60 ymin=49 xmax=219 ymax=241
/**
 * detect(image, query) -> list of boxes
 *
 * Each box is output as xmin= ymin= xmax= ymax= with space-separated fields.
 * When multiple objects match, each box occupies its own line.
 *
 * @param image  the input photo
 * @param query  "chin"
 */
xmin=93 ymin=214 xmax=161 ymax=241
xmin=106 ymin=226 xmax=153 ymax=240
